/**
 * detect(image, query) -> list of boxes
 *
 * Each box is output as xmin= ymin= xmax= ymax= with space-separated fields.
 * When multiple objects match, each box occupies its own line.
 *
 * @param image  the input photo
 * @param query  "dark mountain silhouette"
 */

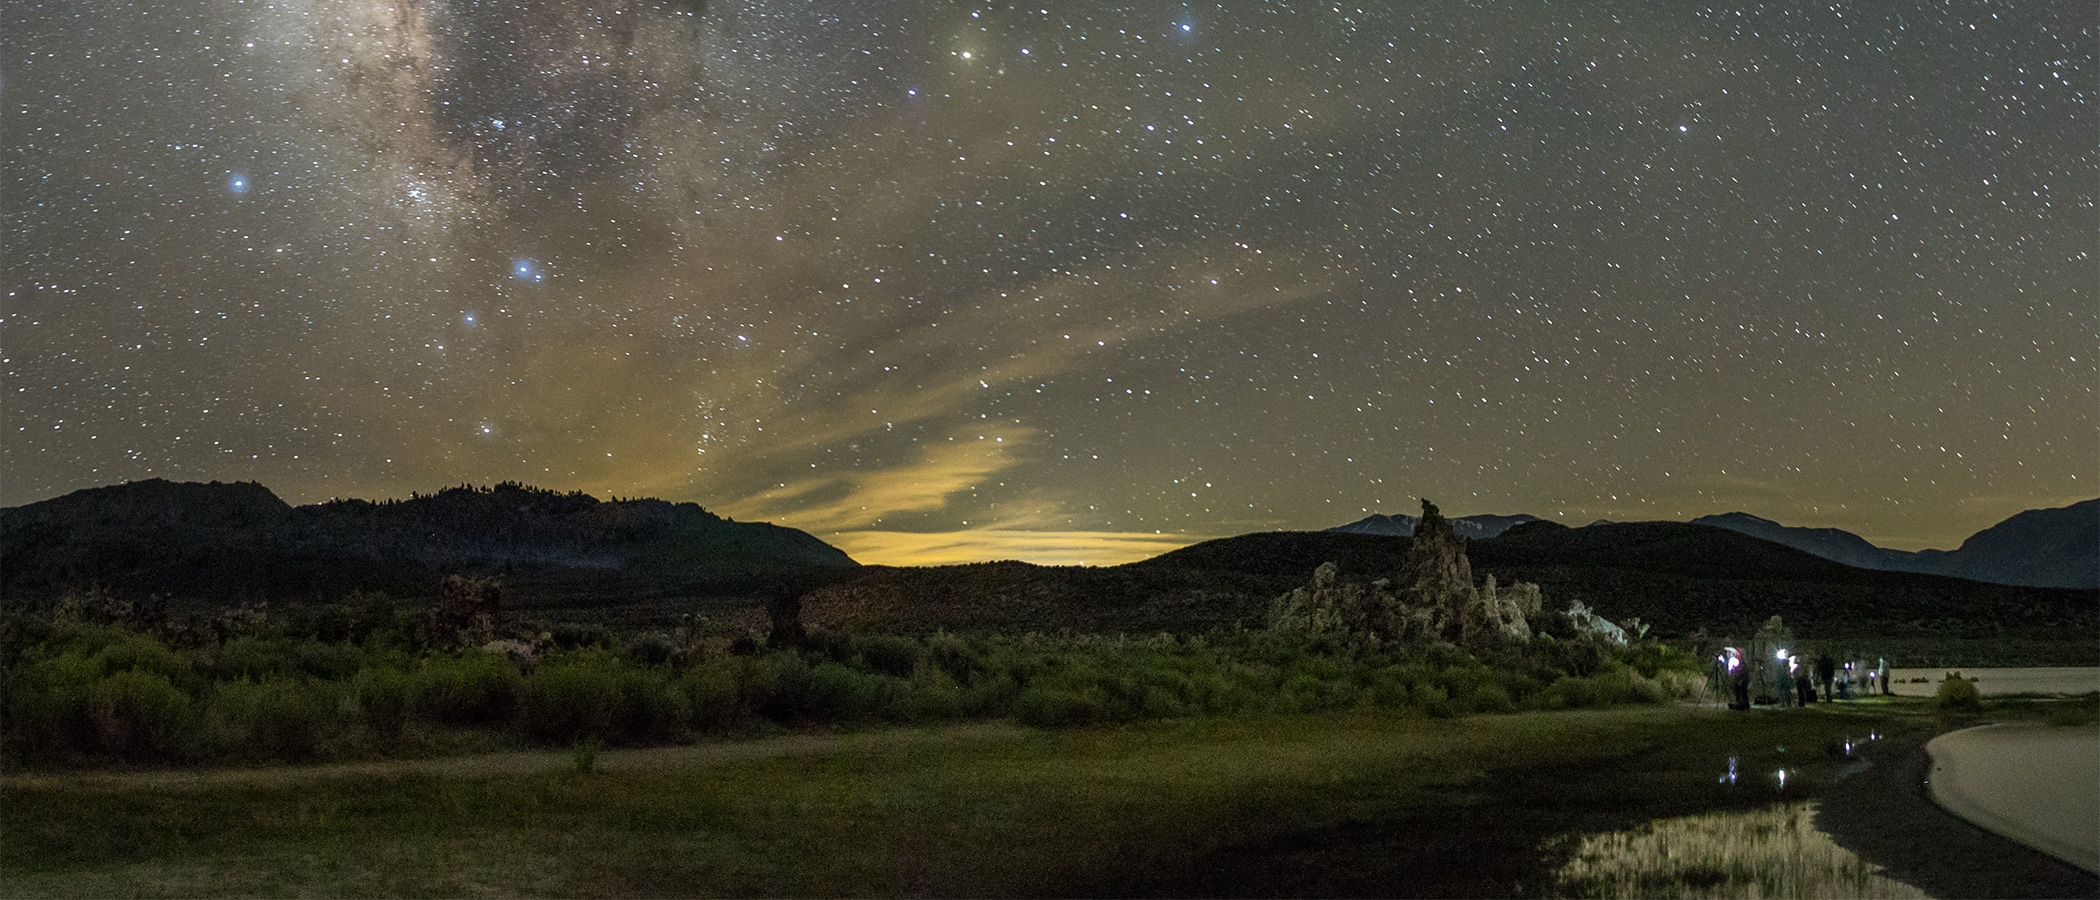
xmin=1694 ymin=499 xmax=2099 ymax=589
xmin=7 ymin=481 xmax=2093 ymax=653
xmin=1329 ymin=512 xmax=1540 ymax=539
xmin=801 ymin=520 xmax=2096 ymax=644
xmin=1 ymin=479 xmax=856 ymax=613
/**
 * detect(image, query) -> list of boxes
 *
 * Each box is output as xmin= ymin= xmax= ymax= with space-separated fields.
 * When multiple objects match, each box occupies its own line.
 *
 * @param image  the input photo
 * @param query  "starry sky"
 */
xmin=5 ymin=1 xmax=2093 ymax=565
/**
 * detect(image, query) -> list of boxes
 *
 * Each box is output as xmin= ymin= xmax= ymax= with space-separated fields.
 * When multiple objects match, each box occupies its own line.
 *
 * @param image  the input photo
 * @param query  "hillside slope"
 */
xmin=1 ymin=480 xmax=857 ymax=614
xmin=1694 ymin=499 xmax=2099 ymax=589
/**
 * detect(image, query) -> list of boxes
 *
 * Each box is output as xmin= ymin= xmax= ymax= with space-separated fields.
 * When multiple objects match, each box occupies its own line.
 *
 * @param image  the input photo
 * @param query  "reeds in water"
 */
xmin=1555 ymin=802 xmax=1928 ymax=899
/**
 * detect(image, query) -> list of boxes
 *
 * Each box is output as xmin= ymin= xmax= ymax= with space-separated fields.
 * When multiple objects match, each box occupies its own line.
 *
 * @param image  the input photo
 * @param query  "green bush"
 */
xmin=1935 ymin=674 xmax=1982 ymax=712
xmin=354 ymin=666 xmax=411 ymax=743
xmin=91 ymin=669 xmax=195 ymax=760
xmin=613 ymin=668 xmax=689 ymax=743
xmin=5 ymin=652 xmax=103 ymax=756
xmin=412 ymin=652 xmax=522 ymax=727
xmin=1015 ymin=685 xmax=1098 ymax=728
xmin=679 ymin=663 xmax=742 ymax=731
xmin=520 ymin=661 xmax=621 ymax=744
xmin=204 ymin=678 xmax=331 ymax=761
xmin=92 ymin=633 xmax=191 ymax=684
xmin=295 ymin=640 xmax=363 ymax=681
xmin=216 ymin=635 xmax=294 ymax=681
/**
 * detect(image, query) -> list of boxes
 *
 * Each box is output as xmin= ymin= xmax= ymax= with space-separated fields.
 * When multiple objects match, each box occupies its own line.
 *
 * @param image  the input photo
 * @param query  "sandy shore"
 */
xmin=1817 ymin=730 xmax=2099 ymax=899
xmin=1927 ymin=723 xmax=2100 ymax=874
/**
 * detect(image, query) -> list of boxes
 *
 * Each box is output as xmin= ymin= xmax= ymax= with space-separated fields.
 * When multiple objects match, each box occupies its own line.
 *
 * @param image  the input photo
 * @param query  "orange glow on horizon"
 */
xmin=826 ymin=529 xmax=1212 ymax=567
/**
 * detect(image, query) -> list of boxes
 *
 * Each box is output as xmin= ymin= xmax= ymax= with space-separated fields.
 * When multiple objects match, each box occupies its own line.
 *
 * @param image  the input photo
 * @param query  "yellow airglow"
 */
xmin=828 ymin=529 xmax=1208 ymax=567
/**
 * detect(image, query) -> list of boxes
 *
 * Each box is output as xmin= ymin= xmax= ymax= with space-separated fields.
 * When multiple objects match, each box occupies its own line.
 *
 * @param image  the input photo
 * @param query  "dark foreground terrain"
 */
xmin=6 ymin=700 xmax=2094 ymax=898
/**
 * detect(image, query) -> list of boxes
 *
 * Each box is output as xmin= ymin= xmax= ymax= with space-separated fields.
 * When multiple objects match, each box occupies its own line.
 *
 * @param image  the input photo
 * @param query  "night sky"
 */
xmin=5 ymin=2 xmax=2093 ymax=565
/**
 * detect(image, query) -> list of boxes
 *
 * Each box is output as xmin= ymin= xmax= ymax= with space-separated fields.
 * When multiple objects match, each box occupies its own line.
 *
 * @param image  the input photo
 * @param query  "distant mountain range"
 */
xmin=1329 ymin=512 xmax=1542 ymax=540
xmin=6 ymin=481 xmax=2094 ymax=654
xmin=1 ymin=479 xmax=855 ymax=616
xmin=1333 ymin=500 xmax=2099 ymax=589
xmin=1692 ymin=500 xmax=2098 ymax=589
xmin=801 ymin=520 xmax=2096 ymax=649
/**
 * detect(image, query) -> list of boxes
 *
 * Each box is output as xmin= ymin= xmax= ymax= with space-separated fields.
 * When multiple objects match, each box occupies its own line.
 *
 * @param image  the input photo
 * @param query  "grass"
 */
xmin=1 ymin=702 xmax=1937 ymax=897
xmin=1554 ymin=802 xmax=1929 ymax=899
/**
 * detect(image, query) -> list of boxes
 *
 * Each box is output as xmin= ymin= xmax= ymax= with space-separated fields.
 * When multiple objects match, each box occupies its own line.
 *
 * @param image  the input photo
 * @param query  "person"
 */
xmin=1794 ymin=659 xmax=1815 ymax=706
xmin=1730 ymin=652 xmax=1751 ymax=711
xmin=1816 ymin=653 xmax=1836 ymax=701
xmin=1878 ymin=657 xmax=1890 ymax=696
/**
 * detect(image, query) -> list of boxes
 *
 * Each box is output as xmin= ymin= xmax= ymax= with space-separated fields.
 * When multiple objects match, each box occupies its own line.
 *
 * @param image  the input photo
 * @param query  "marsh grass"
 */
xmin=1 ymin=704 xmax=1933 ymax=898
xmin=1555 ymin=802 xmax=1928 ymax=899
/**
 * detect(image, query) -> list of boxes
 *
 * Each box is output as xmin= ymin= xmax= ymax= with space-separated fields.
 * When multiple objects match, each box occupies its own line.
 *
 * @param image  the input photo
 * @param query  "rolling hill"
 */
xmin=0 ymin=479 xmax=857 ymax=617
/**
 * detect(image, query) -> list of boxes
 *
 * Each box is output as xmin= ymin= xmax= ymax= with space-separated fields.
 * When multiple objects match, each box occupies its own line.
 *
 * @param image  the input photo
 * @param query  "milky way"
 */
xmin=5 ymin=1 xmax=2093 ymax=563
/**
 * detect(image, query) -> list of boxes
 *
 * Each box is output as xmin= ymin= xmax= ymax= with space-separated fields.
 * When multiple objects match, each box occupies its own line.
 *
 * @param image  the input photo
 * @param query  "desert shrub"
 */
xmin=855 ymin=633 xmax=923 ymax=679
xmin=741 ymin=653 xmax=817 ymax=722
xmin=92 ymin=632 xmax=191 ymax=685
xmin=612 ymin=668 xmax=689 ymax=743
xmin=1015 ymin=685 xmax=1099 ymax=728
xmin=204 ymin=677 xmax=332 ymax=761
xmin=520 ymin=660 xmax=621 ymax=744
xmin=1415 ymin=683 xmax=1456 ymax=718
xmin=4 ymin=652 xmax=102 ymax=756
xmin=354 ymin=666 xmax=411 ymax=743
xmin=926 ymin=632 xmax=986 ymax=682
xmin=295 ymin=639 xmax=363 ymax=681
xmin=216 ymin=635 xmax=293 ymax=681
xmin=1538 ymin=675 xmax=1597 ymax=710
xmin=1935 ymin=673 xmax=1982 ymax=712
xmin=90 ymin=669 xmax=195 ymax=760
xmin=1471 ymin=682 xmax=1516 ymax=714
xmin=411 ymin=652 xmax=523 ymax=727
xmin=550 ymin=622 xmax=609 ymax=650
xmin=680 ymin=662 xmax=743 ymax=731
xmin=1654 ymin=669 xmax=1713 ymax=703
xmin=960 ymin=670 xmax=1023 ymax=716
xmin=810 ymin=661 xmax=909 ymax=723
xmin=627 ymin=634 xmax=676 ymax=667
xmin=904 ymin=664 xmax=965 ymax=720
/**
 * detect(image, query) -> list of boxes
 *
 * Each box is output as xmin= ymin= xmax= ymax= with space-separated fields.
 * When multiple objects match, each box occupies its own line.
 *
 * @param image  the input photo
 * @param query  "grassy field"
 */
xmin=2 ymin=701 xmax=1951 ymax=898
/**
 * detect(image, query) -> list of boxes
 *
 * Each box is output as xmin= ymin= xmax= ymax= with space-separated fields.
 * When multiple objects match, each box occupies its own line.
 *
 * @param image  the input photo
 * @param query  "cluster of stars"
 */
xmin=3 ymin=1 xmax=2090 ymax=564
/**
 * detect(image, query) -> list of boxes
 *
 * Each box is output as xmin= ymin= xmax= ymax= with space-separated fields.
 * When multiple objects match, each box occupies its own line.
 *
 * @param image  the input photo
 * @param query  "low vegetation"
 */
xmin=0 ymin=588 xmax=1712 ymax=769
xmin=1 ymin=704 xmax=1934 ymax=897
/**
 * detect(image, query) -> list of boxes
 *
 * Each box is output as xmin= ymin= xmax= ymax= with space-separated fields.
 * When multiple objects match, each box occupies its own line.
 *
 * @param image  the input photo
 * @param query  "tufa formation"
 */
xmin=1271 ymin=498 xmax=1620 ymax=650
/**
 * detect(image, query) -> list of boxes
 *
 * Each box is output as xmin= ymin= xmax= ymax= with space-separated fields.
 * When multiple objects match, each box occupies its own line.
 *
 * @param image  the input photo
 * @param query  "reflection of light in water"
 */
xmin=1844 ymin=739 xmax=1854 ymax=755
xmin=1719 ymin=756 xmax=1739 ymax=785
xmin=1776 ymin=768 xmax=1788 ymax=789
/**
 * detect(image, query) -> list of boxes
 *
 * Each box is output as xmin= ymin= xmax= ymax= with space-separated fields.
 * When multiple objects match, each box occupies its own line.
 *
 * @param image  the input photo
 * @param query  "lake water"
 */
xmin=1887 ymin=667 xmax=2100 ymax=697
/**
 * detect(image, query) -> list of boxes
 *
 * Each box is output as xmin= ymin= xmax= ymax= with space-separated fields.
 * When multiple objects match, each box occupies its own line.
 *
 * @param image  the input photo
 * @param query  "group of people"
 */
xmin=1721 ymin=648 xmax=1890 ymax=710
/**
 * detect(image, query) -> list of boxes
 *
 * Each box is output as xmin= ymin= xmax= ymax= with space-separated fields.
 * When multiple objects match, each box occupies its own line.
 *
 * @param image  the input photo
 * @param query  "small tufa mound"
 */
xmin=434 ymin=574 xmax=504 ymax=647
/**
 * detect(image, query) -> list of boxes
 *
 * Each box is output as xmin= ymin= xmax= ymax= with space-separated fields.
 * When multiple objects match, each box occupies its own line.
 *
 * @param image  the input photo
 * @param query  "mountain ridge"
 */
xmin=1692 ymin=499 xmax=2098 ymax=589
xmin=1 ymin=479 xmax=857 ymax=615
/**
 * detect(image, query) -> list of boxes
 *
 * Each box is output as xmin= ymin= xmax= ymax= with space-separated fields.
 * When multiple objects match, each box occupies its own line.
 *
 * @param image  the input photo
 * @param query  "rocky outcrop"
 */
xmin=1561 ymin=598 xmax=1627 ymax=646
xmin=1397 ymin=500 xmax=1477 ymax=637
xmin=1272 ymin=498 xmax=1542 ymax=649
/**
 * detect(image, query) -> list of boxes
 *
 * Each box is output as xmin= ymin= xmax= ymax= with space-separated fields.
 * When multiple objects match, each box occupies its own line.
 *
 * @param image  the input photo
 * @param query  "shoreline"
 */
xmin=1815 ymin=731 xmax=2099 ymax=899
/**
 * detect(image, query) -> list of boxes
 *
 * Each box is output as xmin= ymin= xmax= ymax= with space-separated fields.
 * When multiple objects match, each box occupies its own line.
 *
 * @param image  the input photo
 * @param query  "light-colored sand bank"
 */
xmin=1890 ymin=666 xmax=2100 ymax=697
xmin=1926 ymin=723 xmax=2100 ymax=873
